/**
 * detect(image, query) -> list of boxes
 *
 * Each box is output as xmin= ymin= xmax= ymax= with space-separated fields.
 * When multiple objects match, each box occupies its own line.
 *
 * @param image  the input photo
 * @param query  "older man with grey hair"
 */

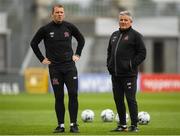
xmin=107 ymin=10 xmax=146 ymax=132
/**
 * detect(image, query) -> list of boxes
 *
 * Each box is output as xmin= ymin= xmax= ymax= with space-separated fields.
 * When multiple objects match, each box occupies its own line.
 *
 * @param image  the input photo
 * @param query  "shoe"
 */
xmin=128 ymin=125 xmax=139 ymax=132
xmin=53 ymin=126 xmax=65 ymax=133
xmin=70 ymin=123 xmax=79 ymax=133
xmin=111 ymin=125 xmax=128 ymax=132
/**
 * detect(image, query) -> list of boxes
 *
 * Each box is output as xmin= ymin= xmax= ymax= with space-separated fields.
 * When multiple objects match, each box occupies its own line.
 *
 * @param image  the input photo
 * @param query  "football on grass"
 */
xmin=138 ymin=111 xmax=150 ymax=125
xmin=101 ymin=109 xmax=114 ymax=122
xmin=81 ymin=109 xmax=95 ymax=122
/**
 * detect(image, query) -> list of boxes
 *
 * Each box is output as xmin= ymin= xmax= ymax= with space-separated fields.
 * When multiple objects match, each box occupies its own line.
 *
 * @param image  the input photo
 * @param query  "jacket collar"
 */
xmin=52 ymin=21 xmax=63 ymax=26
xmin=119 ymin=26 xmax=131 ymax=33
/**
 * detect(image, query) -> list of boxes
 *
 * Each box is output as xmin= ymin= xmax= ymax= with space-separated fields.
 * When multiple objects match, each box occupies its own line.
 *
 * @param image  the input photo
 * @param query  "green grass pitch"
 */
xmin=0 ymin=92 xmax=180 ymax=135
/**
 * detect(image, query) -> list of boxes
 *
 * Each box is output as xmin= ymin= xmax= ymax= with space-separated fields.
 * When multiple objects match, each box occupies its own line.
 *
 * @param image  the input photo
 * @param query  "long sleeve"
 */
xmin=70 ymin=24 xmax=85 ymax=56
xmin=30 ymin=27 xmax=45 ymax=62
xmin=107 ymin=36 xmax=112 ymax=67
xmin=132 ymin=34 xmax=146 ymax=68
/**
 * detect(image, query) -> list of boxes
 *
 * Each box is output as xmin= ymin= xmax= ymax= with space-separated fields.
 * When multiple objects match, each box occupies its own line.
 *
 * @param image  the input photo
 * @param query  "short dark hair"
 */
xmin=52 ymin=4 xmax=64 ymax=14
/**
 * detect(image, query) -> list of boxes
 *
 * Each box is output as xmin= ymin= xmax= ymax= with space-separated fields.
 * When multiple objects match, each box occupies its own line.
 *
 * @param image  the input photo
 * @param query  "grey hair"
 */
xmin=119 ymin=10 xmax=133 ymax=21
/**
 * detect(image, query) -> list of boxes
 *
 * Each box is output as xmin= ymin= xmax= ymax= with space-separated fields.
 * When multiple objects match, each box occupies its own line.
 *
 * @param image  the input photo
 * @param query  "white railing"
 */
xmin=0 ymin=12 xmax=7 ymax=32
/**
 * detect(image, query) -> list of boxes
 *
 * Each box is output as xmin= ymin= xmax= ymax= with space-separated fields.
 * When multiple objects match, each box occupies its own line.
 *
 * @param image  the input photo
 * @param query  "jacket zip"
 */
xmin=130 ymin=59 xmax=133 ymax=71
xmin=114 ymin=33 xmax=123 ymax=76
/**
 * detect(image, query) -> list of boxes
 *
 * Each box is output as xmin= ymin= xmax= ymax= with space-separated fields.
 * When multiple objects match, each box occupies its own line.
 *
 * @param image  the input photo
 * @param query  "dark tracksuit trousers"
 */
xmin=111 ymin=76 xmax=138 ymax=126
xmin=49 ymin=63 xmax=78 ymax=125
xmin=30 ymin=21 xmax=85 ymax=126
xmin=107 ymin=28 xmax=146 ymax=127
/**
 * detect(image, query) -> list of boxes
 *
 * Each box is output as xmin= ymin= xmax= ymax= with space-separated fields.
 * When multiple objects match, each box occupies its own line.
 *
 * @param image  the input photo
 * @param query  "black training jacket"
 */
xmin=107 ymin=27 xmax=146 ymax=77
xmin=30 ymin=21 xmax=85 ymax=65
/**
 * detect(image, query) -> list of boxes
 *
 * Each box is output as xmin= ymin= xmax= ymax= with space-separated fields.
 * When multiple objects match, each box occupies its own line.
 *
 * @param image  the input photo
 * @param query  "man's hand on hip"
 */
xmin=42 ymin=58 xmax=51 ymax=65
xmin=72 ymin=55 xmax=80 ymax=62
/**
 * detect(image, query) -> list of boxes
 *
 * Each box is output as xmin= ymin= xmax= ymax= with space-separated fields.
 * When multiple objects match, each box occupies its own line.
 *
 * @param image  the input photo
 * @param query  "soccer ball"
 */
xmin=115 ymin=113 xmax=129 ymax=123
xmin=101 ymin=109 xmax=114 ymax=122
xmin=81 ymin=109 xmax=95 ymax=122
xmin=138 ymin=111 xmax=150 ymax=125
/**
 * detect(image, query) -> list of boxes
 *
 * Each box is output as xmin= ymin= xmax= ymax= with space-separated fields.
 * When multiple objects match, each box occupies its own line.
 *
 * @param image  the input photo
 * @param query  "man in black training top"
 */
xmin=107 ymin=11 xmax=146 ymax=132
xmin=30 ymin=4 xmax=85 ymax=133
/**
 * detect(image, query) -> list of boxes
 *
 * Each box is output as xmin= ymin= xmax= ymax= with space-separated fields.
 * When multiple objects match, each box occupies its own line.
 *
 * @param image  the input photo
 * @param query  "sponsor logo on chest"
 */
xmin=123 ymin=35 xmax=129 ymax=41
xmin=49 ymin=31 xmax=70 ymax=38
xmin=49 ymin=32 xmax=54 ymax=37
xmin=64 ymin=31 xmax=70 ymax=37
xmin=112 ymin=36 xmax=117 ymax=42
